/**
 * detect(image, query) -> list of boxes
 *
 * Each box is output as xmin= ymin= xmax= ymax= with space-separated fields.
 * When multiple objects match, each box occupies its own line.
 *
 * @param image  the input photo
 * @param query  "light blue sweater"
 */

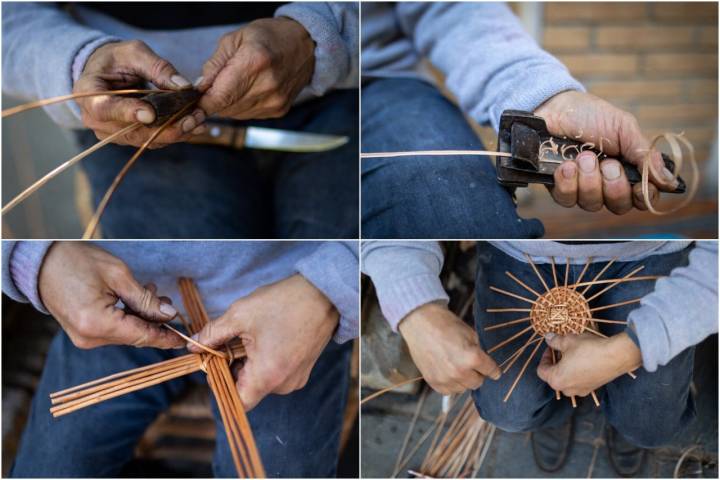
xmin=2 ymin=2 xmax=358 ymax=128
xmin=2 ymin=241 xmax=359 ymax=344
xmin=361 ymin=2 xmax=585 ymax=130
xmin=362 ymin=241 xmax=718 ymax=372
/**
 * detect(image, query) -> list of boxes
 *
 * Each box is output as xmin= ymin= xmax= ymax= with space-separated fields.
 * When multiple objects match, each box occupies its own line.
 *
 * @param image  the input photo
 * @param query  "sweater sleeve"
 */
xmin=361 ymin=241 xmax=449 ymax=331
xmin=275 ymin=2 xmax=359 ymax=95
xmin=394 ymin=2 xmax=585 ymax=130
xmin=628 ymin=241 xmax=718 ymax=372
xmin=1 ymin=241 xmax=54 ymax=313
xmin=2 ymin=3 xmax=120 ymax=128
xmin=295 ymin=241 xmax=359 ymax=344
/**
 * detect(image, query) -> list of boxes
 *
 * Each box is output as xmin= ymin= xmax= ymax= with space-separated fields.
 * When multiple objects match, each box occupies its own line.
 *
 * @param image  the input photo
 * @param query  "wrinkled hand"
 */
xmin=189 ymin=274 xmax=337 ymax=410
xmin=38 ymin=242 xmax=183 ymax=349
xmin=536 ymin=331 xmax=642 ymax=397
xmin=196 ymin=17 xmax=315 ymax=119
xmin=398 ymin=303 xmax=501 ymax=395
xmin=535 ymin=91 xmax=679 ymax=214
xmin=75 ymin=40 xmax=207 ymax=148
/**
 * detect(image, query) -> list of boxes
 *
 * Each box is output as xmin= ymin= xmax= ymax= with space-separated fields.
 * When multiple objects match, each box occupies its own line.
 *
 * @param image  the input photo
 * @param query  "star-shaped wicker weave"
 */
xmin=49 ymin=278 xmax=265 ymax=477
xmin=486 ymin=255 xmax=660 ymax=406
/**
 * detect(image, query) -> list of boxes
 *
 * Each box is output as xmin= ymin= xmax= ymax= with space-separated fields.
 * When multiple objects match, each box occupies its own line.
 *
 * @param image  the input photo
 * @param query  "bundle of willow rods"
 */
xmin=49 ymin=277 xmax=265 ymax=477
xmin=413 ymin=396 xmax=495 ymax=478
xmin=178 ymin=278 xmax=265 ymax=478
xmin=2 ymin=89 xmax=196 ymax=239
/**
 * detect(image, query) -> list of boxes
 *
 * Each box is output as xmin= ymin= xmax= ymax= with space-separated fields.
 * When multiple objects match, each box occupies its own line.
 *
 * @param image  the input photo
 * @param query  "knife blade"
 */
xmin=188 ymin=124 xmax=349 ymax=153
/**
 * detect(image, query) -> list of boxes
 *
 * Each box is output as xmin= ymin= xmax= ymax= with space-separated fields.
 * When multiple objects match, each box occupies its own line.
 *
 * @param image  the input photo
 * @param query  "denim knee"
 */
xmin=472 ymin=389 xmax=546 ymax=432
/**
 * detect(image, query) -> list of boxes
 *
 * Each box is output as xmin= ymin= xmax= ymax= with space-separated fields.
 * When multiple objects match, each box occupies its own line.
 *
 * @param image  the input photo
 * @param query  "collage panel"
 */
xmin=361 ymin=240 xmax=718 ymax=477
xmin=1 ymin=240 xmax=359 ymax=477
xmin=2 ymin=2 xmax=359 ymax=240
xmin=360 ymin=2 xmax=717 ymax=239
xmin=1 ymin=0 xmax=719 ymax=479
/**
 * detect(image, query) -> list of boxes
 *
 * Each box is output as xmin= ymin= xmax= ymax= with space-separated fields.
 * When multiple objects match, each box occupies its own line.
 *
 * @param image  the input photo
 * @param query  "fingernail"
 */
xmin=492 ymin=369 xmax=502 ymax=381
xmin=181 ymin=116 xmax=196 ymax=133
xmin=601 ymin=162 xmax=621 ymax=180
xmin=194 ymin=110 xmax=206 ymax=124
xmin=160 ymin=303 xmax=177 ymax=317
xmin=136 ymin=109 xmax=154 ymax=124
xmin=561 ymin=161 xmax=576 ymax=179
xmin=193 ymin=76 xmax=204 ymax=87
xmin=577 ymin=152 xmax=597 ymax=173
xmin=171 ymin=74 xmax=191 ymax=88
xmin=545 ymin=333 xmax=556 ymax=341
xmin=190 ymin=333 xmax=199 ymax=342
xmin=192 ymin=125 xmax=207 ymax=135
xmin=662 ymin=167 xmax=678 ymax=185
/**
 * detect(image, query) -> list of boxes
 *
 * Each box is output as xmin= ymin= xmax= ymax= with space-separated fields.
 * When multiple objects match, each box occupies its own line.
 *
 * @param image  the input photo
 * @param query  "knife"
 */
xmin=188 ymin=124 xmax=349 ymax=152
xmin=140 ymin=90 xmax=348 ymax=153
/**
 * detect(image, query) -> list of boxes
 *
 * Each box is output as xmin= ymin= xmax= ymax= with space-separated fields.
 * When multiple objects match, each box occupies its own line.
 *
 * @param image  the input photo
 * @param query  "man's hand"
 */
xmin=536 ymin=331 xmax=642 ymax=397
xmin=535 ymin=91 xmax=678 ymax=214
xmin=38 ymin=242 xmax=183 ymax=349
xmin=74 ymin=40 xmax=207 ymax=148
xmin=196 ymin=17 xmax=315 ymax=119
xmin=189 ymin=274 xmax=337 ymax=411
xmin=398 ymin=303 xmax=501 ymax=395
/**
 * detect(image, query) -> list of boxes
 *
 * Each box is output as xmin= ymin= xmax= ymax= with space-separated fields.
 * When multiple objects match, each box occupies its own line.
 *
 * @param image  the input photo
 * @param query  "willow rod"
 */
xmin=360 ymin=150 xmax=513 ymax=159
xmin=1 ymin=89 xmax=172 ymax=117
xmin=83 ymin=102 xmax=194 ymax=239
xmin=2 ymin=122 xmax=142 ymax=215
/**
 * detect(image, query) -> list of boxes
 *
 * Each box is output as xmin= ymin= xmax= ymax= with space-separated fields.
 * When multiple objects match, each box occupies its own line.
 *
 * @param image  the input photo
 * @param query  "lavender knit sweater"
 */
xmin=2 ymin=2 xmax=358 ymax=128
xmin=2 ymin=241 xmax=359 ymax=344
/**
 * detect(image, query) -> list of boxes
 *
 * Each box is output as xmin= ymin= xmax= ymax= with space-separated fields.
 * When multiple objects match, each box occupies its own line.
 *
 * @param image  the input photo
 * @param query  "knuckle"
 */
xmin=125 ymin=39 xmax=148 ymax=53
xmin=248 ymin=43 xmax=273 ymax=69
xmin=149 ymin=57 xmax=174 ymax=79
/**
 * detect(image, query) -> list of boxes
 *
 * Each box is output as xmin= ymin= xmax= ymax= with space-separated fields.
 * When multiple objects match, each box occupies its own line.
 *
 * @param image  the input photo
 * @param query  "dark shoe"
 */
xmin=531 ymin=411 xmax=575 ymax=472
xmin=606 ymin=425 xmax=647 ymax=477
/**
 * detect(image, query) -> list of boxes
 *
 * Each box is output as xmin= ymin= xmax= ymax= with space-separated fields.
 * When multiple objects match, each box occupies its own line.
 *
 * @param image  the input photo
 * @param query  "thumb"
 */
xmin=112 ymin=274 xmax=177 ymax=323
xmin=189 ymin=309 xmax=242 ymax=352
xmin=129 ymin=41 xmax=191 ymax=91
xmin=544 ymin=333 xmax=570 ymax=352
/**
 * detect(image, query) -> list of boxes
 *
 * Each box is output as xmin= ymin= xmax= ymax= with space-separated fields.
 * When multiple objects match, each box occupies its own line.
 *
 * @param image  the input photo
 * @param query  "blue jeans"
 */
xmin=472 ymin=243 xmax=696 ymax=448
xmin=10 ymin=331 xmax=351 ymax=477
xmin=361 ymin=78 xmax=544 ymax=239
xmin=78 ymin=89 xmax=359 ymax=239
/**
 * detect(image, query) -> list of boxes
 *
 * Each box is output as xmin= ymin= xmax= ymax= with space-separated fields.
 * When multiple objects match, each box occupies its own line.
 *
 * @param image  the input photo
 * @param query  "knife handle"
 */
xmin=186 ymin=124 xmax=247 ymax=150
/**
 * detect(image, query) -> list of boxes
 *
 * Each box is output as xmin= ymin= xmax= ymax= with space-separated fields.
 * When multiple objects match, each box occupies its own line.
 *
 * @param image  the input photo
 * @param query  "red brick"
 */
xmin=543 ymin=27 xmax=591 ymax=50
xmin=558 ymin=53 xmax=639 ymax=76
xmin=652 ymin=2 xmax=718 ymax=23
xmin=595 ymin=26 xmax=695 ymax=50
xmin=698 ymin=27 xmax=718 ymax=47
xmin=545 ymin=3 xmax=646 ymax=22
xmin=644 ymin=53 xmax=718 ymax=75
xmin=589 ymin=80 xmax=684 ymax=99
xmin=635 ymin=103 xmax=717 ymax=126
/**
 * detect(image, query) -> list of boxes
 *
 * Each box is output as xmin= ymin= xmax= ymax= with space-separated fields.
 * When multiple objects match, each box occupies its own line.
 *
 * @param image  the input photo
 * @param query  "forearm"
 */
xmin=629 ymin=241 xmax=718 ymax=371
xmin=361 ymin=241 xmax=448 ymax=330
xmin=395 ymin=2 xmax=584 ymax=130
xmin=1 ymin=241 xmax=54 ymax=312
xmin=275 ymin=2 xmax=359 ymax=96
xmin=295 ymin=241 xmax=359 ymax=343
xmin=2 ymin=3 xmax=119 ymax=127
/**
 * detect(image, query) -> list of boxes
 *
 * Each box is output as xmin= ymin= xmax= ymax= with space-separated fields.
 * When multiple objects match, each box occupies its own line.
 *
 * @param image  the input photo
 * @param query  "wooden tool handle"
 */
xmin=187 ymin=124 xmax=247 ymax=150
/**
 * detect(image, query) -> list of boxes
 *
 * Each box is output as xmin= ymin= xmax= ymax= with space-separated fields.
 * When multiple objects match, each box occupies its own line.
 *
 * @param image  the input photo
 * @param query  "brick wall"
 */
xmin=542 ymin=2 xmax=718 ymax=164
